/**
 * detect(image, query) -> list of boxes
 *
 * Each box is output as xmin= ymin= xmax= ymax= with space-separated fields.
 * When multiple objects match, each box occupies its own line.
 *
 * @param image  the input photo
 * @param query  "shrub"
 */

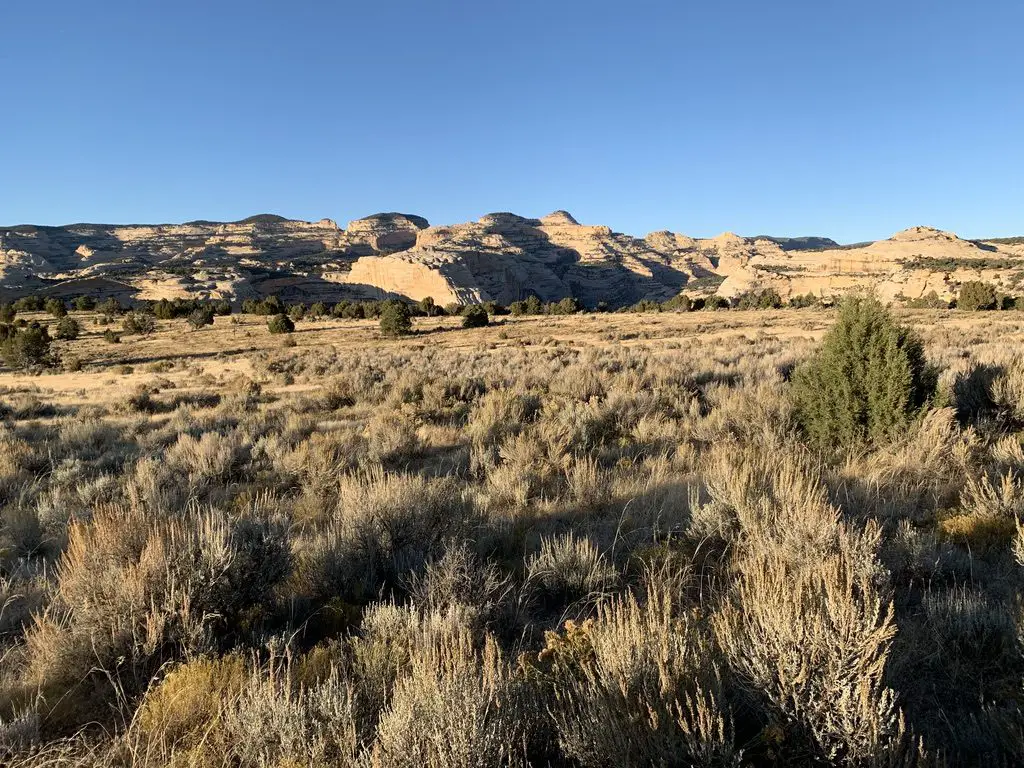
xmin=1 ymin=324 xmax=51 ymax=369
xmin=733 ymin=288 xmax=782 ymax=309
xmin=152 ymin=298 xmax=176 ymax=319
xmin=73 ymin=295 xmax=96 ymax=311
xmin=629 ymin=299 xmax=661 ymax=313
xmin=526 ymin=533 xmax=618 ymax=609
xmin=13 ymin=295 xmax=43 ymax=312
xmin=98 ymin=297 xmax=123 ymax=315
xmin=957 ymin=281 xmax=998 ymax=311
xmin=342 ymin=301 xmax=366 ymax=319
xmin=103 ymin=329 xmax=121 ymax=344
xmin=462 ymin=304 xmax=489 ymax=328
xmin=187 ymin=308 xmax=215 ymax=330
xmin=549 ymin=297 xmax=583 ymax=315
xmin=380 ymin=301 xmax=413 ymax=337
xmin=703 ymin=295 xmax=730 ymax=310
xmin=661 ymin=294 xmax=692 ymax=312
xmin=137 ymin=654 xmax=248 ymax=753
xmin=44 ymin=298 xmax=67 ymax=318
xmin=123 ymin=310 xmax=156 ymax=335
xmin=789 ymin=292 xmax=820 ymax=308
xmin=307 ymin=301 xmax=327 ymax=319
xmin=268 ymin=314 xmax=295 ymax=334
xmin=243 ymin=296 xmax=285 ymax=316
xmin=419 ymin=296 xmax=437 ymax=317
xmin=288 ymin=304 xmax=306 ymax=321
xmin=0 ymin=304 xmax=15 ymax=323
xmin=791 ymin=295 xmax=937 ymax=448
xmin=23 ymin=504 xmax=292 ymax=729
xmin=549 ymin=583 xmax=739 ymax=767
xmin=371 ymin=629 xmax=525 ymax=768
xmin=54 ymin=317 xmax=80 ymax=340
xmin=904 ymin=290 xmax=948 ymax=309
xmin=510 ymin=296 xmax=543 ymax=316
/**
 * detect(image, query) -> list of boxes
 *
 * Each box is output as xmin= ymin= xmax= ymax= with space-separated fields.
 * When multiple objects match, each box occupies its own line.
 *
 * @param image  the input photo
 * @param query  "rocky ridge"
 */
xmin=1 ymin=212 xmax=1021 ymax=307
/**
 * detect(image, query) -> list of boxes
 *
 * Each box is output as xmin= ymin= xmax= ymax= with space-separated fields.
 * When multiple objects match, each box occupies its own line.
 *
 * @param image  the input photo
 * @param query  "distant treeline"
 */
xmin=1 ymin=279 xmax=1020 ymax=327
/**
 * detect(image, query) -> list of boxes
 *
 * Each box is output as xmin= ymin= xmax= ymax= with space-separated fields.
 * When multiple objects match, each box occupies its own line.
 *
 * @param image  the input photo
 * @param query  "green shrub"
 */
xmin=267 ymin=314 xmax=295 ymax=334
xmin=288 ymin=304 xmax=306 ymax=321
xmin=1 ymin=324 xmax=51 ymax=369
xmin=103 ymin=329 xmax=121 ymax=344
xmin=123 ymin=311 xmax=157 ymax=335
xmin=307 ymin=301 xmax=327 ymax=319
xmin=549 ymin=297 xmax=583 ymax=315
xmin=462 ymin=305 xmax=489 ymax=328
xmin=0 ymin=303 xmax=15 ymax=323
xmin=44 ymin=298 xmax=67 ymax=318
xmin=661 ymin=294 xmax=692 ymax=312
xmin=904 ymin=290 xmax=949 ymax=309
xmin=13 ymin=295 xmax=43 ymax=312
xmin=957 ymin=281 xmax=998 ymax=311
xmin=73 ymin=295 xmax=96 ymax=311
xmin=187 ymin=308 xmax=215 ymax=330
xmin=789 ymin=293 xmax=820 ymax=308
xmin=733 ymin=288 xmax=782 ymax=309
xmin=380 ymin=301 xmax=413 ymax=337
xmin=98 ymin=297 xmax=123 ymax=315
xmin=791 ymin=295 xmax=938 ymax=448
xmin=242 ymin=296 xmax=285 ymax=316
xmin=418 ymin=296 xmax=437 ymax=317
xmin=703 ymin=295 xmax=730 ymax=310
xmin=341 ymin=301 xmax=366 ymax=319
xmin=629 ymin=299 xmax=662 ymax=313
xmin=55 ymin=317 xmax=80 ymax=340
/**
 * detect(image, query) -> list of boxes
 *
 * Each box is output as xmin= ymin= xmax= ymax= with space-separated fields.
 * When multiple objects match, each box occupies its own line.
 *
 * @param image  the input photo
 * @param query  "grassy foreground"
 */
xmin=1 ymin=306 xmax=1024 ymax=765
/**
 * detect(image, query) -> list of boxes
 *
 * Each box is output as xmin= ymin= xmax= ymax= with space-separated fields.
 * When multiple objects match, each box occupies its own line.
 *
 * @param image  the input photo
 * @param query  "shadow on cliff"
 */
xmin=468 ymin=217 xmax=693 ymax=308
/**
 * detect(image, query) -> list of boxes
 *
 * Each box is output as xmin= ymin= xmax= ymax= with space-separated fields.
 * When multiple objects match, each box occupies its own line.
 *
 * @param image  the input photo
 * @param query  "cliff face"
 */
xmin=1 ymin=213 xmax=1021 ymax=306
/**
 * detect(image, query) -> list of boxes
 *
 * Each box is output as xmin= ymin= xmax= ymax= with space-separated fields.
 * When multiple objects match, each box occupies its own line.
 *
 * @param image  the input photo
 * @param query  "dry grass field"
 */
xmin=2 ymin=303 xmax=1024 ymax=766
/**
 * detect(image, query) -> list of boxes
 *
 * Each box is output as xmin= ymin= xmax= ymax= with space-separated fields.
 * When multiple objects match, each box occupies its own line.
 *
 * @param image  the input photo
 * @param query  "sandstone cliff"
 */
xmin=1 ymin=212 xmax=1020 ymax=307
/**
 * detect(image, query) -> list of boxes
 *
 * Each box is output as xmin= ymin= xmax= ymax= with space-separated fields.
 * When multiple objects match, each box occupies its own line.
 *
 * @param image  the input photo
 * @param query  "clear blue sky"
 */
xmin=2 ymin=1 xmax=1021 ymax=242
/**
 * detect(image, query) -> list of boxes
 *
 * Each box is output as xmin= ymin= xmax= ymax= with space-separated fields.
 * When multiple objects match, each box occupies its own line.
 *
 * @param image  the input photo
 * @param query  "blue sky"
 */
xmin=1 ymin=0 xmax=1021 ymax=242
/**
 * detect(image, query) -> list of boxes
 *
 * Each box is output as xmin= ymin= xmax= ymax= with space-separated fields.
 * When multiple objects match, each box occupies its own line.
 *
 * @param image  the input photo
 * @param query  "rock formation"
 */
xmin=1 ymin=212 xmax=1021 ymax=307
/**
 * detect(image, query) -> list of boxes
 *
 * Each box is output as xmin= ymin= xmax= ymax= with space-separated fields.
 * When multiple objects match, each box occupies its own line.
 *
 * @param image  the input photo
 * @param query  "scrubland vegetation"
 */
xmin=1 ymin=294 xmax=1024 ymax=765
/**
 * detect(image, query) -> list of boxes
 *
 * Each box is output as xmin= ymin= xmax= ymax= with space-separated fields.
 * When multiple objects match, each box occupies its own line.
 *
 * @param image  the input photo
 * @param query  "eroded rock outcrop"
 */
xmin=1 ymin=212 xmax=1021 ymax=306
